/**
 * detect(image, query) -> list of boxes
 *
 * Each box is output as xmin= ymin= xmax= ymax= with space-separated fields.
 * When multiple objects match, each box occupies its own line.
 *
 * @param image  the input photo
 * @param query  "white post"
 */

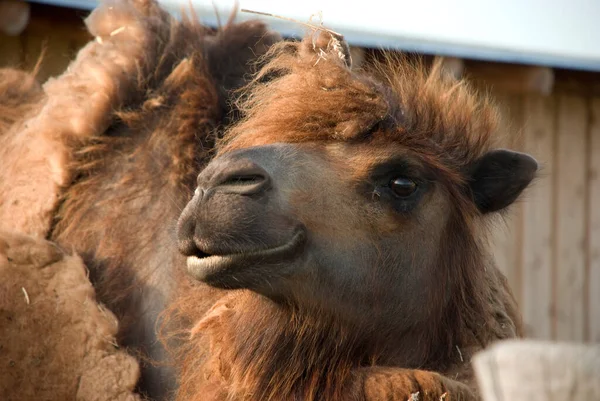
xmin=472 ymin=340 xmax=600 ymax=401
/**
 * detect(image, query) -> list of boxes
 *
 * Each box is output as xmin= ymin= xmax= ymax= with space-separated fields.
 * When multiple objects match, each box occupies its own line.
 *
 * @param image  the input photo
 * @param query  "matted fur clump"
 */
xmin=0 ymin=230 xmax=140 ymax=401
xmin=0 ymin=0 xmax=180 ymax=238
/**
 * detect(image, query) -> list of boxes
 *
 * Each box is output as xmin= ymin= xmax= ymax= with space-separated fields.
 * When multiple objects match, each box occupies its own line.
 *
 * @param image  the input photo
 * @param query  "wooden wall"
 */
xmin=0 ymin=3 xmax=89 ymax=81
xmin=1 ymin=3 xmax=599 ymax=344
xmin=491 ymin=90 xmax=600 ymax=343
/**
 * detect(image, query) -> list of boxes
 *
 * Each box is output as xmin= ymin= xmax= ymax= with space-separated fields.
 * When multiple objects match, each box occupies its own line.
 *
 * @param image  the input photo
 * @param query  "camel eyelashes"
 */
xmin=221 ymin=175 xmax=265 ymax=186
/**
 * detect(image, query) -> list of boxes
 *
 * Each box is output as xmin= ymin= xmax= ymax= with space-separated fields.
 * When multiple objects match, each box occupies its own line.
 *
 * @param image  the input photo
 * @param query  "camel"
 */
xmin=168 ymin=32 xmax=536 ymax=400
xmin=0 ymin=0 xmax=280 ymax=399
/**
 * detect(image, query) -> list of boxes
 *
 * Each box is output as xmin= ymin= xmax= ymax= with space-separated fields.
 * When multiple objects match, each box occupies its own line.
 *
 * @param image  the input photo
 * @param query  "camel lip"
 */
xmin=185 ymin=228 xmax=307 ymax=282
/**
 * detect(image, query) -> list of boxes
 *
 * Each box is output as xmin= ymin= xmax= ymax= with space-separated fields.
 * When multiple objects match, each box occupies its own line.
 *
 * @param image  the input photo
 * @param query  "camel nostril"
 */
xmin=213 ymin=163 xmax=271 ymax=195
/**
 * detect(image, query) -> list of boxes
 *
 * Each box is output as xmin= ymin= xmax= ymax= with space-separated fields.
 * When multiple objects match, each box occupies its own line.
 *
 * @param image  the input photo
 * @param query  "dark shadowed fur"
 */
xmin=50 ymin=6 xmax=280 ymax=400
xmin=163 ymin=32 xmax=525 ymax=401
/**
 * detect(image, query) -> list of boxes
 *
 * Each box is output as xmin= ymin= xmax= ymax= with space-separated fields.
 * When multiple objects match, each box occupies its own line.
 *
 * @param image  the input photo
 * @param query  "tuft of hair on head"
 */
xmin=368 ymin=53 xmax=500 ymax=160
xmin=240 ymin=9 xmax=352 ymax=69
xmin=219 ymin=32 xmax=499 ymax=175
xmin=307 ymin=29 xmax=352 ymax=69
xmin=217 ymin=28 xmax=389 ymax=155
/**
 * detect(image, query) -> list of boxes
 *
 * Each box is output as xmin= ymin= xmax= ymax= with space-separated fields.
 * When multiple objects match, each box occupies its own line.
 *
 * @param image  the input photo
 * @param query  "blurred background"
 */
xmin=1 ymin=0 xmax=598 ymax=344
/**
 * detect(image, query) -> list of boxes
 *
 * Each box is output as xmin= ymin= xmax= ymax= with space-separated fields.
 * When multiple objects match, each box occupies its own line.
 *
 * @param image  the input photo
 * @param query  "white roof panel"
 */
xmin=30 ymin=0 xmax=600 ymax=71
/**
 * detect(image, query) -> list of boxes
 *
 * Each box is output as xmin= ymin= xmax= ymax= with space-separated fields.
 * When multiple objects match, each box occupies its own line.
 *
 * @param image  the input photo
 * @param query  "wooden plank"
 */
xmin=520 ymin=95 xmax=555 ymax=339
xmin=554 ymin=69 xmax=600 ymax=97
xmin=489 ymin=93 xmax=513 ymax=278
xmin=466 ymin=61 xmax=554 ymax=95
xmin=490 ymin=93 xmax=524 ymax=306
xmin=555 ymin=95 xmax=587 ymax=341
xmin=18 ymin=3 xmax=90 ymax=81
xmin=0 ymin=2 xmax=89 ymax=74
xmin=473 ymin=340 xmax=600 ymax=401
xmin=588 ymin=98 xmax=600 ymax=343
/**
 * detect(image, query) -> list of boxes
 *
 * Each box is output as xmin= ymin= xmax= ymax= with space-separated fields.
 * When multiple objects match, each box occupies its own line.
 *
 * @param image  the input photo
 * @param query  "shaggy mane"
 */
xmin=220 ymin=35 xmax=501 ymax=173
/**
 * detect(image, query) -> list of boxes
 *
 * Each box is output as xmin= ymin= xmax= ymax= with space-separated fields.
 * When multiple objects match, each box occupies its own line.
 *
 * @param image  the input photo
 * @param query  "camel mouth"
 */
xmin=185 ymin=228 xmax=307 ymax=284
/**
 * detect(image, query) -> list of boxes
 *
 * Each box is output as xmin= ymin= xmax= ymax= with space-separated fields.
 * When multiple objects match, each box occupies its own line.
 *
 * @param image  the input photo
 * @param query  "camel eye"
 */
xmin=390 ymin=177 xmax=417 ymax=197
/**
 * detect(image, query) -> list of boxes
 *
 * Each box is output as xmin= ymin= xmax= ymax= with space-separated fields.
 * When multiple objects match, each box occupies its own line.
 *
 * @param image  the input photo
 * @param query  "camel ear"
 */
xmin=469 ymin=149 xmax=538 ymax=213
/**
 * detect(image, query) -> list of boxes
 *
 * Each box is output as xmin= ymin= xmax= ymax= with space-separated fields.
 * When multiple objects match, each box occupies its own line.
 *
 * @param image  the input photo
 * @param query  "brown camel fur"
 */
xmin=0 ymin=68 xmax=43 ymax=136
xmin=47 ymin=1 xmax=281 ymax=399
xmin=167 ymin=32 xmax=535 ymax=401
xmin=0 ymin=1 xmax=198 ymax=398
xmin=0 ymin=2 xmax=183 ymax=397
xmin=0 ymin=0 xmax=188 ymax=238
